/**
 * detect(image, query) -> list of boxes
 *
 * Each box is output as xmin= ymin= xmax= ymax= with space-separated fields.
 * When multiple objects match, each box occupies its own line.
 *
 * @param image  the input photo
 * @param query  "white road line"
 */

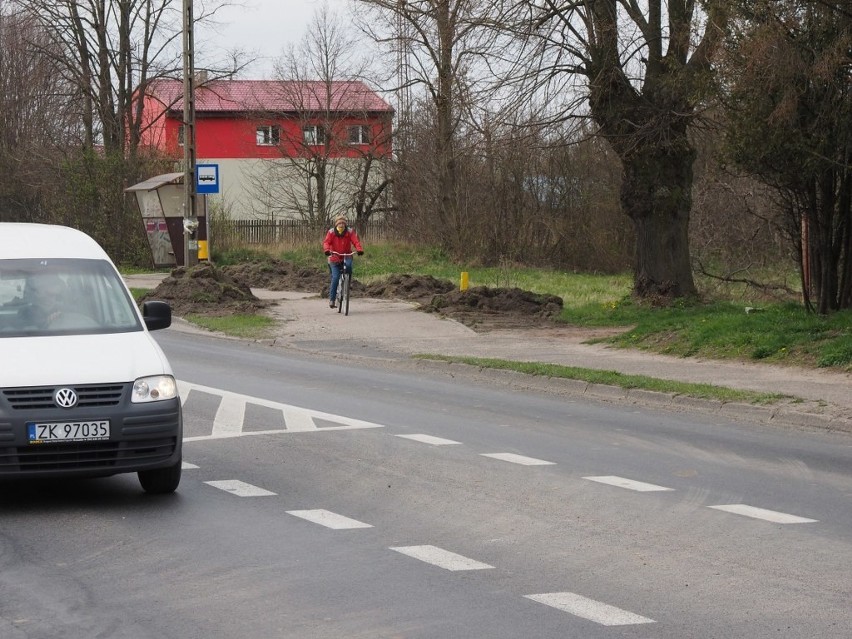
xmin=390 ymin=545 xmax=494 ymax=571
xmin=708 ymin=504 xmax=818 ymax=524
xmin=525 ymin=592 xmax=656 ymax=626
xmin=177 ymin=380 xmax=192 ymax=407
xmin=204 ymin=480 xmax=277 ymax=497
xmin=212 ymin=393 xmax=246 ymax=438
xmin=281 ymin=407 xmax=317 ymax=432
xmin=286 ymin=509 xmax=373 ymax=529
xmin=184 ymin=426 xmax=375 ymax=443
xmin=583 ymin=475 xmax=674 ymax=492
xmin=181 ymin=462 xmax=199 ymax=469
xmin=177 ymin=380 xmax=384 ymax=440
xmin=480 ymin=453 xmax=555 ymax=466
xmin=395 ymin=434 xmax=462 ymax=446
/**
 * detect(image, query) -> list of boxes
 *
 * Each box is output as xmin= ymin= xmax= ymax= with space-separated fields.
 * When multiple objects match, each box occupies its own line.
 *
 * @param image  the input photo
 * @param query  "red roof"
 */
xmin=146 ymin=79 xmax=393 ymax=115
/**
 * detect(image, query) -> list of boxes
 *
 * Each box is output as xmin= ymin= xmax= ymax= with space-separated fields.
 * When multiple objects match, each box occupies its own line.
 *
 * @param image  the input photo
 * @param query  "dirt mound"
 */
xmin=363 ymin=274 xmax=455 ymax=303
xmin=141 ymin=266 xmax=564 ymax=331
xmin=139 ymin=264 xmax=271 ymax=316
xmin=424 ymin=285 xmax=564 ymax=330
xmin=222 ymin=259 xmax=327 ymax=292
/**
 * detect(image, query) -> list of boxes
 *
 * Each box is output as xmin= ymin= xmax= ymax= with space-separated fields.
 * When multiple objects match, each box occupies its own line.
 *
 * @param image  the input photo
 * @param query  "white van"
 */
xmin=0 ymin=224 xmax=182 ymax=493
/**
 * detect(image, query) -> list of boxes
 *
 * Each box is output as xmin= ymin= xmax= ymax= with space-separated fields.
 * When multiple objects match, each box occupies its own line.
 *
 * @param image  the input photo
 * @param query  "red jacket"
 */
xmin=323 ymin=227 xmax=363 ymax=263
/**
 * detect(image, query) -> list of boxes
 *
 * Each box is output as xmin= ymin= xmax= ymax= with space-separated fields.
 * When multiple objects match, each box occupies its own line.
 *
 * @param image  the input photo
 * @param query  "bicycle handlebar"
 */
xmin=330 ymin=251 xmax=355 ymax=256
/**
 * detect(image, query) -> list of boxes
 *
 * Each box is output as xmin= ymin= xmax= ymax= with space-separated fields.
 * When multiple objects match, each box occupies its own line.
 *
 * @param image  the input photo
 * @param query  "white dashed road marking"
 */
xmin=395 ymin=434 xmax=462 ymax=446
xmin=583 ymin=475 xmax=674 ymax=492
xmin=390 ymin=545 xmax=494 ymax=571
xmin=480 ymin=453 xmax=555 ymax=466
xmin=708 ymin=504 xmax=818 ymax=524
xmin=286 ymin=509 xmax=373 ymax=529
xmin=204 ymin=480 xmax=277 ymax=497
xmin=525 ymin=592 xmax=656 ymax=626
xmin=181 ymin=461 xmax=199 ymax=469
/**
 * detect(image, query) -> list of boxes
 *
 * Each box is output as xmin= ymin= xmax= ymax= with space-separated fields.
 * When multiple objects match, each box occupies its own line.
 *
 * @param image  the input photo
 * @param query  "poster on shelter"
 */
xmin=145 ymin=217 xmax=176 ymax=267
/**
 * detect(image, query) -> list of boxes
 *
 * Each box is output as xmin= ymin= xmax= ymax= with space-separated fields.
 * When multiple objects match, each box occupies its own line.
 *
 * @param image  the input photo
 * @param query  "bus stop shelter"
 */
xmin=125 ymin=173 xmax=207 ymax=268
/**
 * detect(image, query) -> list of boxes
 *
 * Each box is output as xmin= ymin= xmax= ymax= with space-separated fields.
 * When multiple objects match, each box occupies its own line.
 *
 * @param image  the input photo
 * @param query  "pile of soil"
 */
xmin=222 ymin=259 xmax=326 ymax=292
xmin=141 ymin=263 xmax=563 ymax=330
xmin=362 ymin=274 xmax=455 ymax=303
xmin=139 ymin=264 xmax=271 ymax=317
xmin=424 ymin=285 xmax=564 ymax=330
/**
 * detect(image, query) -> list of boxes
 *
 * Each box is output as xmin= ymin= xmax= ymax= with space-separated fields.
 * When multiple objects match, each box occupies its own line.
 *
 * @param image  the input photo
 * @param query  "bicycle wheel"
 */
xmin=337 ymin=273 xmax=343 ymax=314
xmin=342 ymin=272 xmax=350 ymax=316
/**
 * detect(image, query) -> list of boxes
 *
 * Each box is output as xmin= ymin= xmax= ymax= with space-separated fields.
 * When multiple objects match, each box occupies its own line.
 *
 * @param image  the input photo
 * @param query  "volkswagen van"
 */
xmin=0 ymin=224 xmax=182 ymax=493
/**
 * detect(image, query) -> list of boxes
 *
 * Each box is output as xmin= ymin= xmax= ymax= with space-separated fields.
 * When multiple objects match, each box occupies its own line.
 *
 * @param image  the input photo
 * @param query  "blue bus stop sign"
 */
xmin=196 ymin=163 xmax=219 ymax=194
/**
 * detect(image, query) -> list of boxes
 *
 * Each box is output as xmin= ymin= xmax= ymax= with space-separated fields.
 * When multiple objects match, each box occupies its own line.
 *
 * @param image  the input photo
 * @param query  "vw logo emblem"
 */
xmin=54 ymin=388 xmax=78 ymax=409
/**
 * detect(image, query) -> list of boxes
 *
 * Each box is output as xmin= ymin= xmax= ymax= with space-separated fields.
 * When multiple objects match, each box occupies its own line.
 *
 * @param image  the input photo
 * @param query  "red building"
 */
xmin=139 ymin=79 xmax=394 ymax=221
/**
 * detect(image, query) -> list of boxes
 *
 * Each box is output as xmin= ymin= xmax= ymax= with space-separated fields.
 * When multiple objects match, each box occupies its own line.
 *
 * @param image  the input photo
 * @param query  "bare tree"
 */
xmin=355 ymin=0 xmax=515 ymax=253
xmin=7 ymin=0 xmax=245 ymax=262
xmin=0 ymin=4 xmax=80 ymax=221
xmin=512 ymin=1 xmax=730 ymax=301
xmin=254 ymin=5 xmax=392 ymax=232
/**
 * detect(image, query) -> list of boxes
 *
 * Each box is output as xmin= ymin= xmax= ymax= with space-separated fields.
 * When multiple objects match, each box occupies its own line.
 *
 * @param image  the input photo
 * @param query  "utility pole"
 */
xmin=182 ymin=0 xmax=198 ymax=267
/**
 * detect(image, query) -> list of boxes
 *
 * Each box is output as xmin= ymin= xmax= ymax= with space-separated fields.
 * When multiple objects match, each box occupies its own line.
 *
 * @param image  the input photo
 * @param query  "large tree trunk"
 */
xmin=621 ymin=144 xmax=698 ymax=299
xmin=574 ymin=0 xmax=728 ymax=301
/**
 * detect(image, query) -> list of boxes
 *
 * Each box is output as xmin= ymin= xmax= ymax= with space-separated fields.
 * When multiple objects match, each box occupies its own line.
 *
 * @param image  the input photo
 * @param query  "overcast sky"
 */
xmin=198 ymin=0 xmax=353 ymax=78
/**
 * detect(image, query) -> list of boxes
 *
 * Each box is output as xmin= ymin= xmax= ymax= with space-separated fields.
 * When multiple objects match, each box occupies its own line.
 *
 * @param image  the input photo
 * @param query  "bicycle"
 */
xmin=330 ymin=251 xmax=354 ymax=316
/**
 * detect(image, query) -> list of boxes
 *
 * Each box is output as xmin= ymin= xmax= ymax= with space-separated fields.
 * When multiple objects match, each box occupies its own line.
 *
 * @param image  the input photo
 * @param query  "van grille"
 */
xmin=0 ymin=436 xmax=178 ymax=473
xmin=2 ymin=384 xmax=125 ymax=410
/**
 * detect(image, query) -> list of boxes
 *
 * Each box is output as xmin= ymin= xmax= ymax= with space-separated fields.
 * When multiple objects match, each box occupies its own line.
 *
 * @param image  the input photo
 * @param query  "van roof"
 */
xmin=0 ymin=223 xmax=111 ymax=261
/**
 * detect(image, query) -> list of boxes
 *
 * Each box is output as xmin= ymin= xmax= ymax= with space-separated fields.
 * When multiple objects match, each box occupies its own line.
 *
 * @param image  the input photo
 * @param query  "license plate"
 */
xmin=27 ymin=421 xmax=110 ymax=444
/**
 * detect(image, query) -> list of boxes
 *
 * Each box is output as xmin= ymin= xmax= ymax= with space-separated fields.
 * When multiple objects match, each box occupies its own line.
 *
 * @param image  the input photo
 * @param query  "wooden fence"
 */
xmin=211 ymin=218 xmax=398 ymax=246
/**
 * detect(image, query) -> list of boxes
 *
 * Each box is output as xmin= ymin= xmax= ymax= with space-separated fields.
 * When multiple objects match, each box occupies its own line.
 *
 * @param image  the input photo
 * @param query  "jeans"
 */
xmin=328 ymin=258 xmax=352 ymax=303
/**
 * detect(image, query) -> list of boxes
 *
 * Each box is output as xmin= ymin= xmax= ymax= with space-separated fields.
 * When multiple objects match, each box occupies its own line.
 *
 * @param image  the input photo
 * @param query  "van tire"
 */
xmin=138 ymin=459 xmax=182 ymax=494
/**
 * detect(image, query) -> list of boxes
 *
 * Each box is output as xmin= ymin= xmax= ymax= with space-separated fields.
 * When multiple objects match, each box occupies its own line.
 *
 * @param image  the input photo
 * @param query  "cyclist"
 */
xmin=323 ymin=215 xmax=363 ymax=308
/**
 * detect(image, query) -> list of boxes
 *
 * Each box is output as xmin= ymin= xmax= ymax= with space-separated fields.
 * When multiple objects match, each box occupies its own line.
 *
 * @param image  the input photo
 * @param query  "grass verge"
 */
xmin=414 ymin=355 xmax=787 ymax=404
xmin=184 ymin=314 xmax=277 ymax=339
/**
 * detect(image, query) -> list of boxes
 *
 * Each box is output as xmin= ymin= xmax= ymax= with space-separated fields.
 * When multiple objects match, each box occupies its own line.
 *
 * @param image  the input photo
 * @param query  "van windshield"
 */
xmin=0 ymin=258 xmax=143 ymax=337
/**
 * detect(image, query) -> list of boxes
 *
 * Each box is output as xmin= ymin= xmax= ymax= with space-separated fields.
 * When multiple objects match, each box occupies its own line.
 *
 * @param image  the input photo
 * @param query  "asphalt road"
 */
xmin=3 ymin=330 xmax=850 ymax=638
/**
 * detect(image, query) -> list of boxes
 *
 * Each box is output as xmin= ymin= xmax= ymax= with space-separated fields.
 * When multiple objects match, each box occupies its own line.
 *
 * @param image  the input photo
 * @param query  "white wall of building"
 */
xmin=200 ymin=157 xmax=388 ymax=223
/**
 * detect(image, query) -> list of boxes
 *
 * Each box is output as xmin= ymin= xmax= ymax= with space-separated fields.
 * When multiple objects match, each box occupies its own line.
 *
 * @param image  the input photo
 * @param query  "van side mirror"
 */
xmin=142 ymin=300 xmax=172 ymax=331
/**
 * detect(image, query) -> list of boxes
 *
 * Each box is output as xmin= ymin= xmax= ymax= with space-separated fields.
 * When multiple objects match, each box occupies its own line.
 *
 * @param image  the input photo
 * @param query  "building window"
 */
xmin=348 ymin=125 xmax=370 ymax=145
xmin=303 ymin=125 xmax=327 ymax=146
xmin=178 ymin=125 xmax=184 ymax=146
xmin=256 ymin=125 xmax=280 ymax=146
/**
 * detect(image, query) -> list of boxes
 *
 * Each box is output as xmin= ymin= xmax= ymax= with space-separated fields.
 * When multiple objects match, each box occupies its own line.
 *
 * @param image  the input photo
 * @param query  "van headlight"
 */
xmin=132 ymin=375 xmax=178 ymax=403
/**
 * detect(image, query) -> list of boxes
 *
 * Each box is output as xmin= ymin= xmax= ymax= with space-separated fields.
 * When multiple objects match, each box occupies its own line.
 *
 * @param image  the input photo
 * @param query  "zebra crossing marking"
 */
xmin=178 ymin=380 xmax=384 ymax=441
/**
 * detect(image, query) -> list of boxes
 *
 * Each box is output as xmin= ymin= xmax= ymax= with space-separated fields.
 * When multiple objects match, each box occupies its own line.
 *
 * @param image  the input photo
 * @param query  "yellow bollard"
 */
xmin=460 ymin=271 xmax=469 ymax=291
xmin=197 ymin=240 xmax=209 ymax=261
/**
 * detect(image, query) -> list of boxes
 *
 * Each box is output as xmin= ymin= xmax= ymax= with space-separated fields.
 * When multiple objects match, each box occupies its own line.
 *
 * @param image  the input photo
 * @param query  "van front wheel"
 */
xmin=138 ymin=459 xmax=182 ymax=494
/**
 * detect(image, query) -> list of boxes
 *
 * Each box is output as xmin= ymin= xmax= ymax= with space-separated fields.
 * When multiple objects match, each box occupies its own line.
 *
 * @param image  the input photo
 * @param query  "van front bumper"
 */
xmin=0 ymin=383 xmax=182 ymax=478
